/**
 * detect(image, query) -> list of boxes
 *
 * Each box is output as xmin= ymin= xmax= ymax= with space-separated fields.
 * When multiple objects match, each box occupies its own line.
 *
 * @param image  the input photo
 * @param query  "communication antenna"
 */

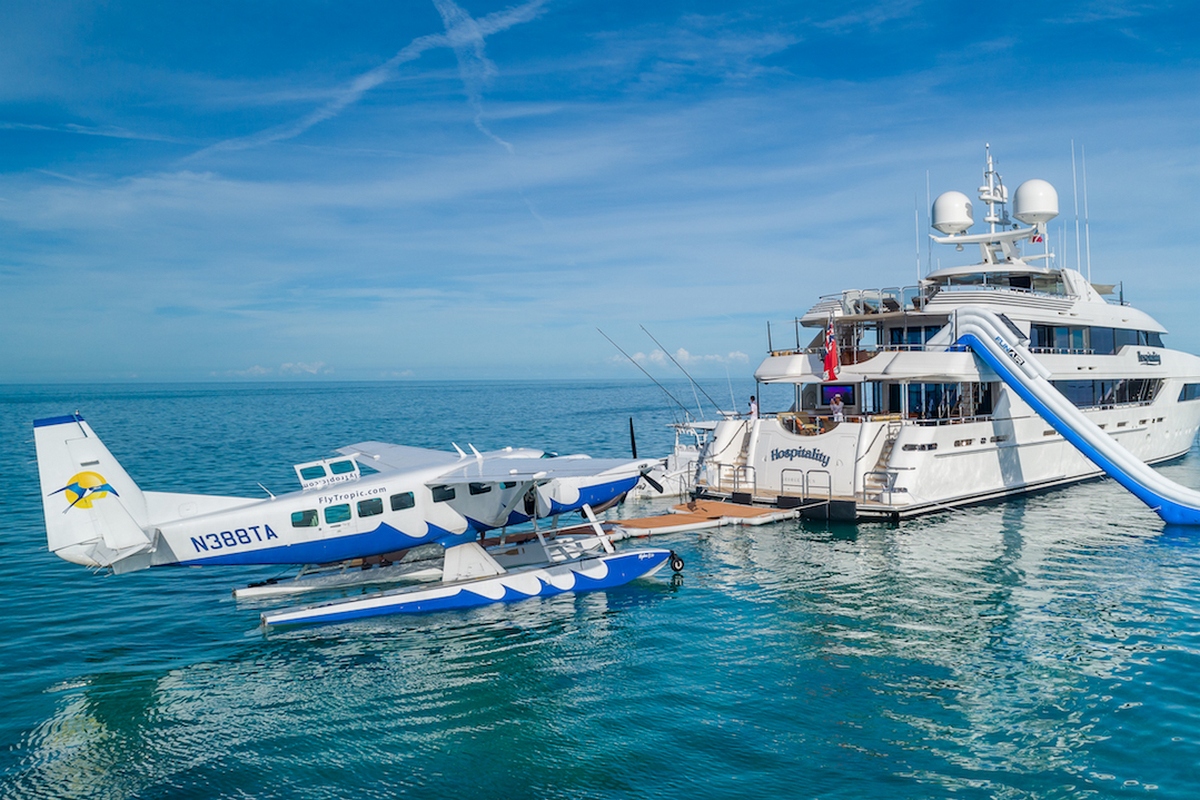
xmin=1082 ymin=145 xmax=1093 ymax=283
xmin=979 ymin=143 xmax=1009 ymax=234
xmin=925 ymin=170 xmax=932 ymax=274
xmin=914 ymin=206 xmax=921 ymax=286
xmin=1071 ymin=140 xmax=1082 ymax=273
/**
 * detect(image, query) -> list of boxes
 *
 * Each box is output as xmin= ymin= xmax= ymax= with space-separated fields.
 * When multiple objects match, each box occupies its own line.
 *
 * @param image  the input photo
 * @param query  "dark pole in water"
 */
xmin=629 ymin=417 xmax=638 ymax=459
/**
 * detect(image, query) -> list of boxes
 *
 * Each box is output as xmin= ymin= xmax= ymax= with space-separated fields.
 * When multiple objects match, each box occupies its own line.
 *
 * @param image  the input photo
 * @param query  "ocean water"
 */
xmin=3 ymin=381 xmax=1200 ymax=799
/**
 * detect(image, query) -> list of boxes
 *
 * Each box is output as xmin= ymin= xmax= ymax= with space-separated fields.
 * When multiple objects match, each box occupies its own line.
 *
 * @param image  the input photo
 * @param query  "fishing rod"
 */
xmin=597 ymin=328 xmax=693 ymax=423
xmin=640 ymin=325 xmax=725 ymax=416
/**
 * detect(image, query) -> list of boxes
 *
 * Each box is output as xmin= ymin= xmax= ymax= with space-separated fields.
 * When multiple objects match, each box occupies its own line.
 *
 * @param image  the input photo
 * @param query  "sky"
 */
xmin=1 ymin=0 xmax=1198 ymax=383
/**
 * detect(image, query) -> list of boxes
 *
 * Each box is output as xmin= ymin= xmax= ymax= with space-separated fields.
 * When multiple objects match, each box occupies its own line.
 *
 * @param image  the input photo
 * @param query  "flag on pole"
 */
xmin=823 ymin=314 xmax=839 ymax=381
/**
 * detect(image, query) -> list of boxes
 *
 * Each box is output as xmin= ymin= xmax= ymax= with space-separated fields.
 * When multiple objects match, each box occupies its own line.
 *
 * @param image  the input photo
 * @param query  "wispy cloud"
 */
xmin=222 ymin=362 xmax=330 ymax=378
xmin=0 ymin=120 xmax=187 ymax=143
xmin=619 ymin=348 xmax=750 ymax=367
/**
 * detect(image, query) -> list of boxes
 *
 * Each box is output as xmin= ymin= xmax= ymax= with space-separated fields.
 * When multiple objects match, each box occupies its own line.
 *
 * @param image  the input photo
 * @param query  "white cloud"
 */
xmin=280 ymin=361 xmax=328 ymax=375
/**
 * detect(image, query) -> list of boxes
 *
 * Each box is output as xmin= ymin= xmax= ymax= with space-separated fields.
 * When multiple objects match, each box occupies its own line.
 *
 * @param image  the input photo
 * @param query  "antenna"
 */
xmin=925 ymin=170 xmax=932 ymax=274
xmin=1071 ymin=140 xmax=1082 ymax=273
xmin=914 ymin=206 xmax=921 ymax=286
xmin=1082 ymin=144 xmax=1092 ymax=283
xmin=979 ymin=143 xmax=1008 ymax=233
xmin=640 ymin=326 xmax=724 ymax=415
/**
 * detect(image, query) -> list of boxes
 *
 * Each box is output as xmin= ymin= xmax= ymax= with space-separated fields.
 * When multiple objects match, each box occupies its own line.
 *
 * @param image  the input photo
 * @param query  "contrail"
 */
xmin=189 ymin=0 xmax=547 ymax=160
xmin=433 ymin=0 xmax=551 ymax=224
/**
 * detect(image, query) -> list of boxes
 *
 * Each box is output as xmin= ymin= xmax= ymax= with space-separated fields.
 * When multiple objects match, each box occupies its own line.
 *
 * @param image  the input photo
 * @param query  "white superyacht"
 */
xmin=691 ymin=148 xmax=1200 ymax=521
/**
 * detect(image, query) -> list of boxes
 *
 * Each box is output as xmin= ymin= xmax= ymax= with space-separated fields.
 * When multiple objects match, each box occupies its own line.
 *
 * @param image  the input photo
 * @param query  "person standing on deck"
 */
xmin=830 ymin=393 xmax=845 ymax=422
xmin=749 ymin=396 xmax=758 ymax=419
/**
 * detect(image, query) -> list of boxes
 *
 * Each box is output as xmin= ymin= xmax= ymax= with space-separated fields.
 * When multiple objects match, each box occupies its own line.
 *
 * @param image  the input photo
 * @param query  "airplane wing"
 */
xmin=337 ymin=442 xmax=547 ymax=475
xmin=428 ymin=456 xmax=652 ymax=486
xmin=337 ymin=441 xmax=463 ymax=473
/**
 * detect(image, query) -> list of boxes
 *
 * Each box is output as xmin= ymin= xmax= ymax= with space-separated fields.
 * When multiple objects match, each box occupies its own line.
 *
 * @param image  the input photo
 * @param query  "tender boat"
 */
xmin=691 ymin=147 xmax=1200 ymax=520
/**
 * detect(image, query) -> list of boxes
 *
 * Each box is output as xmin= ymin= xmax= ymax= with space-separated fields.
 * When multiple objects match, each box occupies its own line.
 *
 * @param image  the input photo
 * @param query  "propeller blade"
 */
xmin=640 ymin=469 xmax=664 ymax=494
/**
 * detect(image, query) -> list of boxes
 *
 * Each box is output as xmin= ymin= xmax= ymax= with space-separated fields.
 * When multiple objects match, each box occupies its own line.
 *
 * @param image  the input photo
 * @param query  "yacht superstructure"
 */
xmin=693 ymin=148 xmax=1200 ymax=520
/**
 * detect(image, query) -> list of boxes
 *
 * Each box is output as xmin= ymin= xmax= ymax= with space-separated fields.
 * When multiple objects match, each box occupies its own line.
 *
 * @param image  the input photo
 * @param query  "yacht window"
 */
xmin=1113 ymin=328 xmax=1139 ymax=350
xmin=431 ymin=485 xmax=456 ymax=503
xmin=291 ymin=509 xmax=318 ymax=527
xmin=1057 ymin=380 xmax=1095 ymax=407
xmin=906 ymin=383 xmax=960 ymax=419
xmin=500 ymin=482 xmax=516 ymax=489
xmin=860 ymin=382 xmax=882 ymax=414
xmin=469 ymin=482 xmax=492 ymax=495
xmin=1180 ymin=384 xmax=1200 ymax=402
xmin=1090 ymin=327 xmax=1115 ymax=355
xmin=357 ymin=498 xmax=383 ymax=517
xmin=1054 ymin=379 xmax=1161 ymax=408
xmin=1053 ymin=327 xmax=1072 ymax=352
xmin=299 ymin=466 xmax=327 ymax=480
xmin=1146 ymin=332 xmax=1164 ymax=347
xmin=330 ymin=460 xmax=356 ymax=475
xmin=324 ymin=504 xmax=351 ymax=525
xmin=390 ymin=492 xmax=415 ymax=511
xmin=890 ymin=326 xmax=942 ymax=349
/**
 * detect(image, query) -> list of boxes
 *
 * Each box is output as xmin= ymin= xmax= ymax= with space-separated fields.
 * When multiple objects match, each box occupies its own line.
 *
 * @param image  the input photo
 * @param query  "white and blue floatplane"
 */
xmin=33 ymin=413 xmax=682 ymax=627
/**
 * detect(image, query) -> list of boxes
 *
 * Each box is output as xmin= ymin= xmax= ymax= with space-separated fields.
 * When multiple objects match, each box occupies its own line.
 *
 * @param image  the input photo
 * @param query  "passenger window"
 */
xmin=358 ymin=498 xmax=383 ymax=517
xmin=324 ymin=504 xmax=352 ymax=524
xmin=300 ymin=466 xmax=327 ymax=480
xmin=291 ymin=509 xmax=319 ymax=527
xmin=469 ymin=482 xmax=492 ymax=495
xmin=500 ymin=481 xmax=516 ymax=489
xmin=390 ymin=492 xmax=415 ymax=511
xmin=431 ymin=485 xmax=456 ymax=503
xmin=330 ymin=460 xmax=356 ymax=475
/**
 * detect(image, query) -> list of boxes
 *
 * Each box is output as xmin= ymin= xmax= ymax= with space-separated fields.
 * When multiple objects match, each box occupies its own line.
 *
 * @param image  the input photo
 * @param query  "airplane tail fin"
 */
xmin=33 ymin=414 xmax=155 ymax=571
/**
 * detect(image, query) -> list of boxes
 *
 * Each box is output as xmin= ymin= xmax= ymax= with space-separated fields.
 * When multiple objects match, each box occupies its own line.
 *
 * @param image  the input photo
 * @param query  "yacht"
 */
xmin=691 ymin=148 xmax=1200 ymax=520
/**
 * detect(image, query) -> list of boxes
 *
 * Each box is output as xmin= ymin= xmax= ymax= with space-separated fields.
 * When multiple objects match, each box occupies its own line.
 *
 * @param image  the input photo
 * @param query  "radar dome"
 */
xmin=932 ymin=191 xmax=973 ymax=235
xmin=1013 ymin=179 xmax=1058 ymax=224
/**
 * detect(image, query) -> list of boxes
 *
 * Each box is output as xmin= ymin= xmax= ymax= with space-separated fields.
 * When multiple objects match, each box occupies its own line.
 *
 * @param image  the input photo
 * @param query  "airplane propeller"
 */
xmin=639 ymin=469 xmax=664 ymax=494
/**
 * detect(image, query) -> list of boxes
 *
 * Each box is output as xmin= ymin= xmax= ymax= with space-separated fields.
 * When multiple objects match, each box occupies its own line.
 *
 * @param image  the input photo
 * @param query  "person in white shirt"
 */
xmin=830 ymin=393 xmax=845 ymax=422
xmin=749 ymin=396 xmax=758 ymax=419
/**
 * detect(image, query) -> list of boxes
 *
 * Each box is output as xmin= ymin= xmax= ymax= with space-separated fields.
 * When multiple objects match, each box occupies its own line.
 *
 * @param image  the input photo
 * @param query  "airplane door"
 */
xmin=318 ymin=502 xmax=361 ymax=537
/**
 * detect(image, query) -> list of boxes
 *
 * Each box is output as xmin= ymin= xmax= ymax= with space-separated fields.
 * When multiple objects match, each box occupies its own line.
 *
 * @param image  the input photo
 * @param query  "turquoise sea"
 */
xmin=3 ymin=381 xmax=1200 ymax=799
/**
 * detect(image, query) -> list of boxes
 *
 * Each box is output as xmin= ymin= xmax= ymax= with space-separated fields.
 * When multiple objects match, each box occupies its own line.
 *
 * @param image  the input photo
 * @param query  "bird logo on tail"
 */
xmin=50 ymin=471 xmax=120 ymax=512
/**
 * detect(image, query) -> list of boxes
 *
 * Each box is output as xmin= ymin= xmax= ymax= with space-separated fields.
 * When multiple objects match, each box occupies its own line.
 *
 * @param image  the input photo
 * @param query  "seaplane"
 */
xmin=33 ymin=413 xmax=683 ymax=627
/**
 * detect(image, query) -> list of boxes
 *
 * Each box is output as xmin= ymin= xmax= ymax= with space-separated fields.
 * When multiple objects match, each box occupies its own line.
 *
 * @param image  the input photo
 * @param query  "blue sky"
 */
xmin=2 ymin=0 xmax=1198 ymax=382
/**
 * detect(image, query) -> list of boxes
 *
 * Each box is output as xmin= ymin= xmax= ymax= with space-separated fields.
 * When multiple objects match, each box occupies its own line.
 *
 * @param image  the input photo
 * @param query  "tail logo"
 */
xmin=50 ymin=471 xmax=120 ymax=512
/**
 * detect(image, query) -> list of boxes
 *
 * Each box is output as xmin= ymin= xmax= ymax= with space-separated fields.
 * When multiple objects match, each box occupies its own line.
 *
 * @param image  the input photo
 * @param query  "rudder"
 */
xmin=33 ymin=413 xmax=154 ymax=568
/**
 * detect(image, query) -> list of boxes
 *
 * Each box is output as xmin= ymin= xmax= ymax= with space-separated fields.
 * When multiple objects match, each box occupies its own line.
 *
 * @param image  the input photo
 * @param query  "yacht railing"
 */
xmin=703 ymin=463 xmax=757 ymax=496
xmin=1029 ymin=347 xmax=1096 ymax=355
xmin=767 ymin=284 xmax=937 ymax=353
xmin=935 ymin=283 xmax=1066 ymax=299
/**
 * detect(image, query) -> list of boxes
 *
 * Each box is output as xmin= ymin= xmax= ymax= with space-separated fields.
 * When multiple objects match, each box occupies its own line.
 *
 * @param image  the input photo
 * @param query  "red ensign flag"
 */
xmin=823 ymin=315 xmax=839 ymax=380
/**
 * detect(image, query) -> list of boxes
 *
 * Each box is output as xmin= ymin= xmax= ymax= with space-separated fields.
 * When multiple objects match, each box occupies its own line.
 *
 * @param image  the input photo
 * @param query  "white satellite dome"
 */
xmin=1013 ymin=179 xmax=1058 ymax=225
xmin=932 ymin=191 xmax=973 ymax=235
